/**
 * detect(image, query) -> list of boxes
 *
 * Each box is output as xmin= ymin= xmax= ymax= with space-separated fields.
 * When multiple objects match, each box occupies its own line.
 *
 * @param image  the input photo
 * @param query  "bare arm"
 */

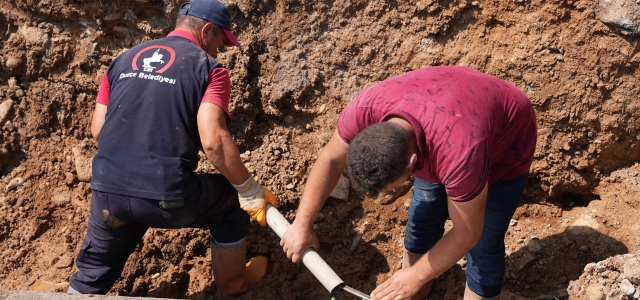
xmin=197 ymin=102 xmax=250 ymax=184
xmin=371 ymin=183 xmax=489 ymax=299
xmin=295 ymin=129 xmax=349 ymax=226
xmin=280 ymin=129 xmax=349 ymax=262
xmin=417 ymin=184 xmax=488 ymax=278
xmin=91 ymin=103 xmax=108 ymax=140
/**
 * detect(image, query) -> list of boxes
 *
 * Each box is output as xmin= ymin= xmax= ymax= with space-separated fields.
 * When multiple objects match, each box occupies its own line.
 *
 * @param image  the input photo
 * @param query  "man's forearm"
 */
xmin=294 ymin=153 xmax=345 ymax=226
xmin=204 ymin=130 xmax=250 ymax=185
xmin=414 ymin=227 xmax=479 ymax=283
xmin=413 ymin=192 xmax=486 ymax=282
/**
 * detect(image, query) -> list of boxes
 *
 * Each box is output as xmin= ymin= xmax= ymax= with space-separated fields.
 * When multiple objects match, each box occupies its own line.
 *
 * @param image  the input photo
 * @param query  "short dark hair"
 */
xmin=176 ymin=13 xmax=221 ymax=34
xmin=345 ymin=122 xmax=411 ymax=198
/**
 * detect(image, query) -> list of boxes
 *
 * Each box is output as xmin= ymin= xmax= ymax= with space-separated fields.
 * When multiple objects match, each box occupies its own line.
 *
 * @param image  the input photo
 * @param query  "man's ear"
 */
xmin=201 ymin=22 xmax=214 ymax=37
xmin=407 ymin=153 xmax=418 ymax=169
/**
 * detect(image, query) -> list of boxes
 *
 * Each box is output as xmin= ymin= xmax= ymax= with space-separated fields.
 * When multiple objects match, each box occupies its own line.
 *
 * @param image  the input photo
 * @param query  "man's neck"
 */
xmin=387 ymin=117 xmax=418 ymax=155
xmin=175 ymin=26 xmax=204 ymax=46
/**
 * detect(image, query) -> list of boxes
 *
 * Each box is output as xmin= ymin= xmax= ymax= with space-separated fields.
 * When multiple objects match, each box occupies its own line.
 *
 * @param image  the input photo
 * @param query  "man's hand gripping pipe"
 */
xmin=265 ymin=204 xmax=371 ymax=299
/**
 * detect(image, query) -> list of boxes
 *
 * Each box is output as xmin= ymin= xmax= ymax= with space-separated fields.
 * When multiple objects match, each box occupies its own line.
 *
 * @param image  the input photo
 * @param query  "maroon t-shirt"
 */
xmin=337 ymin=66 xmax=537 ymax=201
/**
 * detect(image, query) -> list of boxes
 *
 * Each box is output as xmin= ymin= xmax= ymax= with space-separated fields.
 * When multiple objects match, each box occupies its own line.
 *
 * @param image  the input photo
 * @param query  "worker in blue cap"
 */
xmin=68 ymin=1 xmax=276 ymax=298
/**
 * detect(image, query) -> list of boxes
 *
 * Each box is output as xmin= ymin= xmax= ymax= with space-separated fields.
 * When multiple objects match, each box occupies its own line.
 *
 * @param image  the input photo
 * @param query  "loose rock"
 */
xmin=7 ymin=77 xmax=18 ymax=90
xmin=6 ymin=177 xmax=24 ymax=191
xmin=284 ymin=115 xmax=294 ymax=124
xmin=597 ymin=0 xmax=640 ymax=35
xmin=54 ymin=256 xmax=73 ymax=269
xmin=585 ymin=284 xmax=605 ymax=300
xmin=0 ymin=100 xmax=15 ymax=127
xmin=72 ymin=145 xmax=93 ymax=182
xmin=526 ymin=237 xmax=542 ymax=254
xmin=623 ymin=257 xmax=640 ymax=285
xmin=5 ymin=56 xmax=23 ymax=70
xmin=329 ymin=174 xmax=349 ymax=201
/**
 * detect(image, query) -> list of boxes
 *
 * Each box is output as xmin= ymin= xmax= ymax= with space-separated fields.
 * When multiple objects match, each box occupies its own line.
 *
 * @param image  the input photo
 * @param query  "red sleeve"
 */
xmin=440 ymin=139 xmax=491 ymax=201
xmin=96 ymin=69 xmax=110 ymax=105
xmin=336 ymin=103 xmax=362 ymax=144
xmin=202 ymin=68 xmax=231 ymax=125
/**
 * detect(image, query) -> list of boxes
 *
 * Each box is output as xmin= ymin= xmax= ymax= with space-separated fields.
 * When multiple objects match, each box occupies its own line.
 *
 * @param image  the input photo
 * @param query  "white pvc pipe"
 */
xmin=265 ymin=204 xmax=344 ymax=293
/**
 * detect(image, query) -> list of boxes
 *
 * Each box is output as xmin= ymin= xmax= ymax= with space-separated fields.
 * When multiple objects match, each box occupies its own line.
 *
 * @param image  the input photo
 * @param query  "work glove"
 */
xmin=232 ymin=175 xmax=278 ymax=226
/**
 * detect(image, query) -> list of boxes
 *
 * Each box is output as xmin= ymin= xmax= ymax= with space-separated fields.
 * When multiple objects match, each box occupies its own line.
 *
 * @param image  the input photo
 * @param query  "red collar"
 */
xmin=167 ymin=30 xmax=201 ymax=47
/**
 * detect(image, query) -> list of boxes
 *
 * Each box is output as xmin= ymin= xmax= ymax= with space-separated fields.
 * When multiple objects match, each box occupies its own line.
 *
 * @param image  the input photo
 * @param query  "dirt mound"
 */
xmin=568 ymin=251 xmax=640 ymax=300
xmin=1 ymin=0 xmax=639 ymax=299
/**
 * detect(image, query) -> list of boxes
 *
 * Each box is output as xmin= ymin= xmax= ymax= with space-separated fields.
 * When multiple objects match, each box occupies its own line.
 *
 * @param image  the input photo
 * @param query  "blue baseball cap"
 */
xmin=178 ymin=0 xmax=241 ymax=48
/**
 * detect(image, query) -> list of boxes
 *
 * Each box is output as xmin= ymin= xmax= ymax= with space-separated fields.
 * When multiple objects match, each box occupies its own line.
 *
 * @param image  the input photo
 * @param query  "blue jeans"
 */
xmin=404 ymin=174 xmax=528 ymax=298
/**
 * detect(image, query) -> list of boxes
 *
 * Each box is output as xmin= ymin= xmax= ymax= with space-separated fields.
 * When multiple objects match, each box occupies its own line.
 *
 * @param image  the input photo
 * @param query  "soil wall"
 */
xmin=0 ymin=0 xmax=639 ymax=299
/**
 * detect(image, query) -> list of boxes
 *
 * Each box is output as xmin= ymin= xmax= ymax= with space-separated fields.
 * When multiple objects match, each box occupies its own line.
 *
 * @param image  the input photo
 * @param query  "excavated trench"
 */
xmin=0 ymin=0 xmax=639 ymax=299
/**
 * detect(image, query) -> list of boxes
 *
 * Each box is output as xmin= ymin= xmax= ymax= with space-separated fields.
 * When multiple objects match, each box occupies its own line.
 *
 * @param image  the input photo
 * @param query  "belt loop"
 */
xmin=159 ymin=199 xmax=184 ymax=209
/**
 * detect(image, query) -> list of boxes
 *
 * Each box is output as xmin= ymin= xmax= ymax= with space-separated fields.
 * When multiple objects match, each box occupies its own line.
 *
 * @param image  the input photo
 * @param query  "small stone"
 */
xmin=65 ymin=172 xmax=76 ymax=185
xmin=526 ymin=238 xmax=542 ymax=254
xmin=151 ymin=273 xmax=160 ymax=279
xmin=6 ymin=177 xmax=24 ymax=191
xmin=73 ymin=145 xmax=93 ymax=182
xmin=328 ymin=174 xmax=349 ymax=201
xmin=50 ymin=133 xmax=61 ymax=142
xmin=0 ymin=100 xmax=15 ymax=127
xmin=54 ymin=256 xmax=73 ymax=269
xmin=5 ymin=56 xmax=22 ymax=70
xmin=619 ymin=279 xmax=636 ymax=296
xmin=318 ymin=104 xmax=327 ymax=114
xmin=597 ymin=0 xmax=640 ymax=35
xmin=623 ymin=257 xmax=640 ymax=285
xmin=14 ymin=89 xmax=24 ymax=98
xmin=285 ymin=183 xmax=295 ymax=190
xmin=103 ymin=12 xmax=124 ymax=21
xmin=606 ymin=288 xmax=627 ymax=300
xmin=7 ymin=77 xmax=18 ymax=90
xmin=457 ymin=256 xmax=467 ymax=267
xmin=595 ymin=262 xmax=607 ymax=273
xmin=284 ymin=115 xmax=294 ymax=124
xmin=510 ymin=219 xmax=517 ymax=226
xmin=113 ymin=25 xmax=129 ymax=32
xmin=585 ymin=284 xmax=605 ymax=300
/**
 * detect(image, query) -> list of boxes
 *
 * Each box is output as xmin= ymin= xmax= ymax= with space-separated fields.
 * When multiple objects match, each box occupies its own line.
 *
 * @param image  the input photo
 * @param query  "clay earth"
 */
xmin=1 ymin=0 xmax=640 ymax=299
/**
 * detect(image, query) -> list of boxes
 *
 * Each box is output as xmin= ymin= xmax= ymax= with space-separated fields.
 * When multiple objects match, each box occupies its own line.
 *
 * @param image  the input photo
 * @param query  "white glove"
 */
xmin=232 ymin=175 xmax=278 ymax=226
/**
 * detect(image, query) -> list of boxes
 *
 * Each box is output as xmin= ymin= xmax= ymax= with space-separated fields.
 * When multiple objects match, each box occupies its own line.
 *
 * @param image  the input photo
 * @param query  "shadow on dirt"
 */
xmin=168 ymin=198 xmax=390 ymax=300
xmin=410 ymin=225 xmax=629 ymax=300
xmin=503 ymin=226 xmax=628 ymax=299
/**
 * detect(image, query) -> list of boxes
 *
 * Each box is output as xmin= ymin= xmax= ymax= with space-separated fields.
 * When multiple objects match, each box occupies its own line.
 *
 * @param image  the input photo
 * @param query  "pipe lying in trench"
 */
xmin=265 ymin=204 xmax=371 ymax=300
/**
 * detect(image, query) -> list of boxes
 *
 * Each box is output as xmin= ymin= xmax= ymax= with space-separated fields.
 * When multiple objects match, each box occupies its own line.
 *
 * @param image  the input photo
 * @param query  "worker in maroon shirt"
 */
xmin=68 ymin=0 xmax=276 ymax=298
xmin=281 ymin=66 xmax=537 ymax=300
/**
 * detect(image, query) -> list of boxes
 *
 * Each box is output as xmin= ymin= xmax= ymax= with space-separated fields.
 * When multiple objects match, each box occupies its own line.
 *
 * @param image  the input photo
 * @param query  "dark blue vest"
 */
xmin=91 ymin=36 xmax=223 ymax=200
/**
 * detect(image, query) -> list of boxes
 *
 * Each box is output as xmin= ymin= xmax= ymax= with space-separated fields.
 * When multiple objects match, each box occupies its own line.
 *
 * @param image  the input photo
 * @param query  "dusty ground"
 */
xmin=1 ymin=0 xmax=639 ymax=299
